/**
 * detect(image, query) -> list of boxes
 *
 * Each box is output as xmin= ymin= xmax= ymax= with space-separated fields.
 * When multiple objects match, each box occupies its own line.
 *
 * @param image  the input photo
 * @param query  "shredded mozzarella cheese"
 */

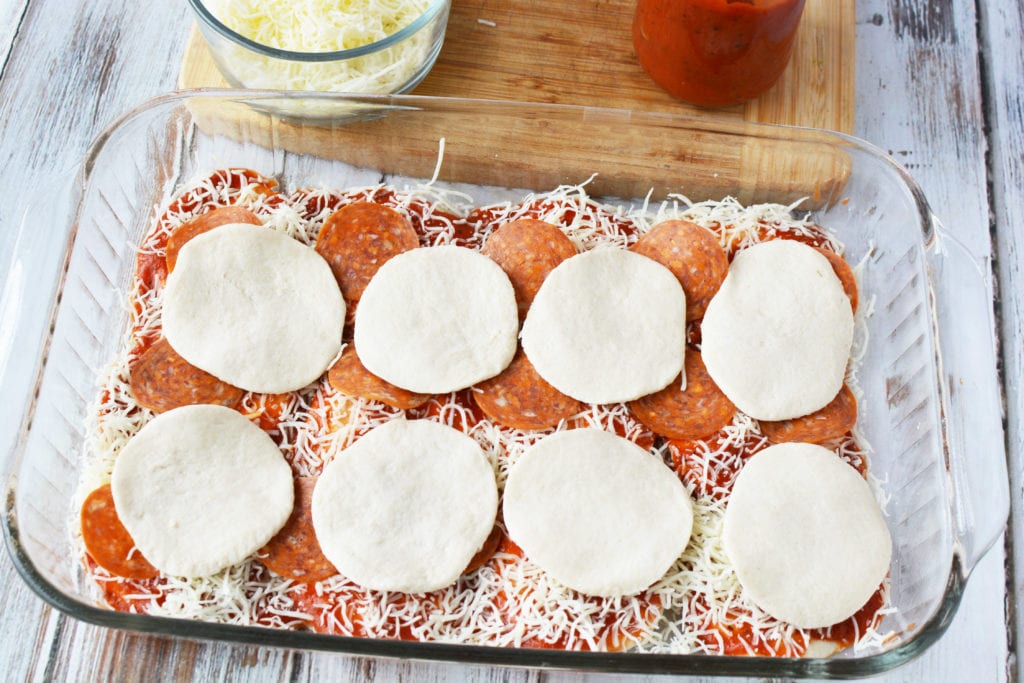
xmin=208 ymin=0 xmax=436 ymax=94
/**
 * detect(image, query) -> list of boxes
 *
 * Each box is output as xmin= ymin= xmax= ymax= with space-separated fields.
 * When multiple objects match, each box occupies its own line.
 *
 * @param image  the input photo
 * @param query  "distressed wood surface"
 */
xmin=980 ymin=1 xmax=1024 ymax=681
xmin=0 ymin=0 xmax=1014 ymax=681
xmin=854 ymin=2 xmax=1010 ymax=683
xmin=0 ymin=1 xmax=25 ymax=70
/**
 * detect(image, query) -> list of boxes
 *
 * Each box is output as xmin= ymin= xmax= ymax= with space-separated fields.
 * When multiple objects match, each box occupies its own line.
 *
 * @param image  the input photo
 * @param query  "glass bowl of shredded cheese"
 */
xmin=187 ymin=0 xmax=451 ymax=95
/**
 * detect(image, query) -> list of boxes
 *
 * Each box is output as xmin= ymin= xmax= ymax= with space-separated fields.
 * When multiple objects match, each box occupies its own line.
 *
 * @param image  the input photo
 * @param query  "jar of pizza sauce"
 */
xmin=632 ymin=0 xmax=806 ymax=107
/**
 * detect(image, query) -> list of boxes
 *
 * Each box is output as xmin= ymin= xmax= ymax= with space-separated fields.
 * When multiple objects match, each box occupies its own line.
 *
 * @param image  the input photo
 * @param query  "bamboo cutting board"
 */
xmin=180 ymin=0 xmax=854 ymax=130
xmin=178 ymin=0 xmax=855 ymax=202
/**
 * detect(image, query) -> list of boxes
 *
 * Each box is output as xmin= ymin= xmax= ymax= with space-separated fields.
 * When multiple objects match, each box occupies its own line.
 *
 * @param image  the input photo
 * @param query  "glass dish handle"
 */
xmin=0 ymin=173 xmax=78 ymax=467
xmin=926 ymin=215 xmax=1008 ymax=576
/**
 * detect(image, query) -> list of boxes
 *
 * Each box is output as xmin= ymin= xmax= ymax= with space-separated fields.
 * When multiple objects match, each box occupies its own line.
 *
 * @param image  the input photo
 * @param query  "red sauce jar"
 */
xmin=633 ymin=0 xmax=806 ymax=107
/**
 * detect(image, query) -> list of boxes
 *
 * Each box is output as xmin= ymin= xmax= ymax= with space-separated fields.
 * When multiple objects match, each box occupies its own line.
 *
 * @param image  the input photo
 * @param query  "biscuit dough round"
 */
xmin=520 ymin=249 xmax=686 ymax=404
xmin=110 ymin=404 xmax=294 ymax=578
xmin=700 ymin=240 xmax=854 ymax=421
xmin=353 ymin=246 xmax=519 ymax=394
xmin=722 ymin=443 xmax=892 ymax=629
xmin=162 ymin=223 xmax=344 ymax=394
xmin=502 ymin=428 xmax=693 ymax=597
xmin=312 ymin=419 xmax=498 ymax=593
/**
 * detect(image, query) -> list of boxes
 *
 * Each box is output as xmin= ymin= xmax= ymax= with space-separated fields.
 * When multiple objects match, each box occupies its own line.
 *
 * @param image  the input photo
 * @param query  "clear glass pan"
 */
xmin=1 ymin=90 xmax=1008 ymax=678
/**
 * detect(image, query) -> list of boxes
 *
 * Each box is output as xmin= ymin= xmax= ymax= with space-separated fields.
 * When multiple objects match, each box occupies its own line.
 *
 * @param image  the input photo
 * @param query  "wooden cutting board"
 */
xmin=180 ymin=0 xmax=854 ymax=130
xmin=178 ymin=0 xmax=855 ymax=202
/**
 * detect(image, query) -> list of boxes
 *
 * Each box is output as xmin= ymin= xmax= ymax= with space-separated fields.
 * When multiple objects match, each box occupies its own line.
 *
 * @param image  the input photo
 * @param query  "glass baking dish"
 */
xmin=1 ymin=90 xmax=1007 ymax=677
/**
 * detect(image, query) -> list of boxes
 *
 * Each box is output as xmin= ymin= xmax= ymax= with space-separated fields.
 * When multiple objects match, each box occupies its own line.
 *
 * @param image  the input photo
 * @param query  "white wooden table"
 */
xmin=0 ymin=1 xmax=1019 ymax=680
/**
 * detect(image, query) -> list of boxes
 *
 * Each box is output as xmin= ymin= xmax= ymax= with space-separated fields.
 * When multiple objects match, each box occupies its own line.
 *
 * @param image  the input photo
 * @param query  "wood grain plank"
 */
xmin=0 ymin=0 xmax=195 ymax=444
xmin=855 ymin=0 xmax=1009 ymax=680
xmin=290 ymin=655 xmax=543 ymax=683
xmin=0 ymin=5 xmax=64 ymax=663
xmin=0 ymin=0 xmax=201 ymax=679
xmin=180 ymin=0 xmax=855 ymax=132
xmin=0 ymin=0 xmax=27 ymax=74
xmin=47 ymin=620 xmax=298 ymax=682
xmin=183 ymin=87 xmax=854 ymax=210
xmin=979 ymin=1 xmax=1024 ymax=680
xmin=0 ymin=553 xmax=58 ymax=682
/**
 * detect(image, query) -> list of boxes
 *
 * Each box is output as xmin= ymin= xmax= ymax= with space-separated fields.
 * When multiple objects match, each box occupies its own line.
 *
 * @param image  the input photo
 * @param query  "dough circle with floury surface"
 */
xmin=700 ymin=240 xmax=854 ymax=421
xmin=722 ymin=443 xmax=892 ymax=629
xmin=110 ymin=405 xmax=294 ymax=578
xmin=502 ymin=428 xmax=694 ymax=597
xmin=162 ymin=223 xmax=344 ymax=394
xmin=520 ymin=249 xmax=687 ymax=404
xmin=354 ymin=245 xmax=519 ymax=394
xmin=312 ymin=419 xmax=498 ymax=593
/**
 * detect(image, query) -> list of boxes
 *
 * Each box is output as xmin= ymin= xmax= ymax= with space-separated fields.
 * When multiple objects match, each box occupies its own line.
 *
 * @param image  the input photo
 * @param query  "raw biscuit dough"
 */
xmin=311 ymin=419 xmax=498 ymax=593
xmin=700 ymin=240 xmax=854 ymax=421
xmin=502 ymin=428 xmax=694 ymax=597
xmin=110 ymin=404 xmax=294 ymax=578
xmin=722 ymin=443 xmax=892 ymax=629
xmin=353 ymin=245 xmax=519 ymax=394
xmin=520 ymin=249 xmax=687 ymax=404
xmin=162 ymin=223 xmax=344 ymax=394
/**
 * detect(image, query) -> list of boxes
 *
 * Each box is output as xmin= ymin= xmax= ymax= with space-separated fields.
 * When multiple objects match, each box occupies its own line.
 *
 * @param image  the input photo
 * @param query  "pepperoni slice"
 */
xmin=81 ymin=484 xmax=159 ymax=580
xmin=259 ymin=477 xmax=338 ymax=583
xmin=327 ymin=345 xmax=431 ymax=410
xmin=315 ymin=202 xmax=419 ymax=303
xmin=628 ymin=348 xmax=736 ymax=440
xmin=631 ymin=220 xmax=728 ymax=321
xmin=129 ymin=338 xmax=244 ymax=413
xmin=165 ymin=206 xmax=261 ymax=272
xmin=815 ymin=247 xmax=859 ymax=313
xmin=463 ymin=525 xmax=503 ymax=575
xmin=760 ymin=384 xmax=858 ymax=444
xmin=481 ymin=219 xmax=577 ymax=319
xmin=473 ymin=349 xmax=583 ymax=431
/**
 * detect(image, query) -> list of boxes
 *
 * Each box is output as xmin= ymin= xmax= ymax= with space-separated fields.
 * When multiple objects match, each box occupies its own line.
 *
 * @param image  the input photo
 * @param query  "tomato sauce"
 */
xmin=493 ymin=538 xmax=664 ymax=652
xmin=723 ymin=220 xmax=834 ymax=257
xmin=694 ymin=584 xmax=885 ymax=656
xmin=288 ymin=188 xmax=347 ymax=221
xmin=633 ymin=0 xmax=806 ymax=106
xmin=289 ymin=582 xmax=368 ymax=636
xmin=408 ymin=389 xmax=486 ymax=431
xmin=669 ymin=431 xmax=768 ymax=499
xmin=85 ymin=555 xmax=165 ymax=613
xmin=133 ymin=251 xmax=167 ymax=297
xmin=694 ymin=598 xmax=808 ymax=656
xmin=468 ymin=198 xmax=642 ymax=245
xmin=251 ymin=392 xmax=296 ymax=434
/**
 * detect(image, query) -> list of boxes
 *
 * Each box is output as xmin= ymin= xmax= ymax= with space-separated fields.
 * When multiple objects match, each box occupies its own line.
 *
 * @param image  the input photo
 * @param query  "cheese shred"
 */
xmin=207 ymin=0 xmax=437 ymax=93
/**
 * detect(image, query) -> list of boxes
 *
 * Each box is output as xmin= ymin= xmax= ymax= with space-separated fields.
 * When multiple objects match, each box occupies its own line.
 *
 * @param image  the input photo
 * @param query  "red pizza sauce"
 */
xmin=633 ymin=0 xmax=806 ymax=106
xmin=695 ymin=586 xmax=885 ymax=656
xmin=493 ymin=537 xmax=664 ymax=652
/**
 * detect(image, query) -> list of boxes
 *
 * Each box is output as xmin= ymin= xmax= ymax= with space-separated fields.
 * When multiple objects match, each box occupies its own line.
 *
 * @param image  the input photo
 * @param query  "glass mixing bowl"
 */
xmin=186 ymin=0 xmax=451 ymax=95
